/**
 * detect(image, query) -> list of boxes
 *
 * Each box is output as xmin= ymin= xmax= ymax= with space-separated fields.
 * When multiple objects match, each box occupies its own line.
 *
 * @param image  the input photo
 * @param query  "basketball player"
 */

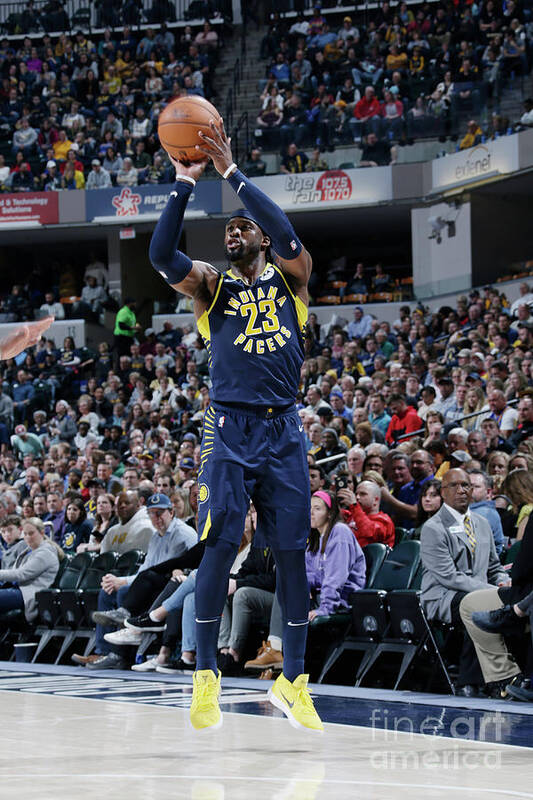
xmin=149 ymin=120 xmax=323 ymax=733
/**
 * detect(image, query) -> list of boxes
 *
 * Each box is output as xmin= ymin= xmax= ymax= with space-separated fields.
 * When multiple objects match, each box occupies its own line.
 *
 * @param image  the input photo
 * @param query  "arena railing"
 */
xmin=0 ymin=0 xmax=231 ymax=35
xmin=395 ymin=397 xmax=520 ymax=442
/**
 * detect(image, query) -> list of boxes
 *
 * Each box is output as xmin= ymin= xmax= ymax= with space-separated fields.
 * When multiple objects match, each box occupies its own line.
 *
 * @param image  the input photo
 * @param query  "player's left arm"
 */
xmin=197 ymin=119 xmax=312 ymax=305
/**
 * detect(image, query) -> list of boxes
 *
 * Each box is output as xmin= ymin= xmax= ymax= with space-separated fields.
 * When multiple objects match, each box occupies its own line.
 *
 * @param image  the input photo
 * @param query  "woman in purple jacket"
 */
xmin=307 ymin=490 xmax=366 ymax=620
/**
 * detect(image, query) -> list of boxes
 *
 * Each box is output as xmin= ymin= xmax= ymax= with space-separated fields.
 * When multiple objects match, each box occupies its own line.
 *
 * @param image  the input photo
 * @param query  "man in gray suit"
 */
xmin=420 ymin=468 xmax=512 ymax=695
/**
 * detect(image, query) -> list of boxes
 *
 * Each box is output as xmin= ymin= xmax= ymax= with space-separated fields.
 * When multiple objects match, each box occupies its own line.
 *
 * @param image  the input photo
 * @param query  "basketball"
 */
xmin=157 ymin=96 xmax=222 ymax=163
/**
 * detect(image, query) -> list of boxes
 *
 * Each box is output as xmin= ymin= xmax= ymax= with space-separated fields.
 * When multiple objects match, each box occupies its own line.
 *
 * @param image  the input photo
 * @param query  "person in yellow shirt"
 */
xmin=460 ymin=119 xmax=483 ymax=150
xmin=386 ymin=44 xmax=408 ymax=71
xmin=61 ymin=161 xmax=85 ymax=189
xmin=52 ymin=129 xmax=73 ymax=161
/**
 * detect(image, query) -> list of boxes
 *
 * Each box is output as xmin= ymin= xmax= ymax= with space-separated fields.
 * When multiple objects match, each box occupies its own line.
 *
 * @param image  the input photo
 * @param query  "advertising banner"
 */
xmin=242 ymin=168 xmax=392 ymax=211
xmin=431 ymin=135 xmax=520 ymax=191
xmin=85 ymin=181 xmax=221 ymax=221
xmin=0 ymin=191 xmax=59 ymax=224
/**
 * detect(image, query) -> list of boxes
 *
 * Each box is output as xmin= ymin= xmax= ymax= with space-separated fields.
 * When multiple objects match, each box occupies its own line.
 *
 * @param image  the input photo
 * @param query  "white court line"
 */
xmin=2 ymin=689 xmax=531 ymax=752
xmin=2 ymin=775 xmax=533 ymax=797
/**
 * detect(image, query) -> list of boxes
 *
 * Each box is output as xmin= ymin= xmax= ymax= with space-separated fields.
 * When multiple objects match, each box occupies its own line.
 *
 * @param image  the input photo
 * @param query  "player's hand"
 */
xmin=168 ymin=153 xmax=207 ymax=183
xmin=0 ymin=316 xmax=54 ymax=360
xmin=196 ymin=118 xmax=234 ymax=177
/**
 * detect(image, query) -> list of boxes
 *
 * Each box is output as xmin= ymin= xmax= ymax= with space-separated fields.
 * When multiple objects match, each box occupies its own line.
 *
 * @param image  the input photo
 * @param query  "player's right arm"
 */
xmin=149 ymin=157 xmax=219 ymax=312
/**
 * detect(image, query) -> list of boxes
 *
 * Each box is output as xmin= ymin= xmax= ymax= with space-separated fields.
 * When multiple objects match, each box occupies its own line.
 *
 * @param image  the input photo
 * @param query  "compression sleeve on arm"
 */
xmin=148 ymin=179 xmax=194 ymax=285
xmin=226 ymin=167 xmax=303 ymax=260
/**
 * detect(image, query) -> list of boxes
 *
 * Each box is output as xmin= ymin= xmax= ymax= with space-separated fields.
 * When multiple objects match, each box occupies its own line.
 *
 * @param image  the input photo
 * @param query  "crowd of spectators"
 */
xmin=255 ymin=2 xmax=532 ymax=157
xmin=0 ymin=270 xmax=532 ymax=695
xmin=0 ymin=18 xmax=223 ymax=192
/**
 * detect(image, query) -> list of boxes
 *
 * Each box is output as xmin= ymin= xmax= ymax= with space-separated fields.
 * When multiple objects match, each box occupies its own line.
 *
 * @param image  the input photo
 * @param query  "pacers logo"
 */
xmin=198 ymin=484 xmax=210 ymax=504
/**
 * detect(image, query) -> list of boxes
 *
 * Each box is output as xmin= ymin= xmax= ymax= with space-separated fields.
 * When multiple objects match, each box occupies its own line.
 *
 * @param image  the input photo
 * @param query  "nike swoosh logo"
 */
xmin=298 ymin=425 xmax=304 ymax=432
xmin=237 ymin=181 xmax=245 ymax=195
xmin=280 ymin=690 xmax=295 ymax=709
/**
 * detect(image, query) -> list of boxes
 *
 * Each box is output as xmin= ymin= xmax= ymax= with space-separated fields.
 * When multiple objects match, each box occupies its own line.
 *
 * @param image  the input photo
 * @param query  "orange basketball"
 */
xmin=157 ymin=95 xmax=222 ymax=163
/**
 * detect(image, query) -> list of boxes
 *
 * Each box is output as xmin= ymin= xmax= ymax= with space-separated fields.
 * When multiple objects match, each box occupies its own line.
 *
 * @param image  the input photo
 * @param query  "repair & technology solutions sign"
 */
xmin=0 ymin=191 xmax=59 ymax=224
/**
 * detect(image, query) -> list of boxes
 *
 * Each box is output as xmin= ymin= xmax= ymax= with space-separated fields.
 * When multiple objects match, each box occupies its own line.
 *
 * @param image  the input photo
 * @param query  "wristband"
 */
xmin=222 ymin=163 xmax=237 ymax=180
xmin=176 ymin=174 xmax=196 ymax=187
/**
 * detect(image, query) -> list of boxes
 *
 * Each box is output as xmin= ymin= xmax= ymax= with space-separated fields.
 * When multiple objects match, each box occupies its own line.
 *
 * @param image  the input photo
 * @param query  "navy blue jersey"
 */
xmin=197 ymin=263 xmax=307 ymax=406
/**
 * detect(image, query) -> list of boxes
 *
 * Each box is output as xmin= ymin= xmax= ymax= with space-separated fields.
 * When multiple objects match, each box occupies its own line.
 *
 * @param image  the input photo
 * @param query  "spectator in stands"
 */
xmin=61 ymin=496 xmax=92 ymax=553
xmin=350 ymin=86 xmax=381 ymax=141
xmin=347 ymin=306 xmax=373 ymax=340
xmin=460 ymin=119 xmax=483 ymax=150
xmin=420 ymin=468 xmax=509 ymax=695
xmin=307 ymin=490 xmax=366 ymax=618
xmin=81 ymin=492 xmax=195 ymax=669
xmin=12 ymin=117 xmax=38 ymax=157
xmin=61 ymin=160 xmax=85 ymax=189
xmin=487 ymin=389 xmax=518 ymax=438
xmin=383 ymin=449 xmax=434 ymax=530
xmin=385 ymin=394 xmax=423 ymax=446
xmin=86 ymin=158 xmax=111 ymax=189
xmin=72 ymin=276 xmax=108 ymax=322
xmin=116 ymin=157 xmax=138 ymax=186
xmin=338 ymin=478 xmax=395 ymax=548
xmin=280 ymin=142 xmax=308 ymax=174
xmin=1 ymin=515 xmax=27 ymax=568
xmin=413 ymin=478 xmax=442 ymax=539
xmin=359 ymin=132 xmax=392 ymax=167
xmin=100 ymin=490 xmax=153 ymax=554
xmin=468 ymin=470 xmax=505 ymax=554
xmin=243 ymin=148 xmax=266 ymax=178
xmin=0 ymin=516 xmax=60 ymax=621
xmin=11 ymin=161 xmax=34 ymax=192
xmin=39 ymin=292 xmax=64 ymax=320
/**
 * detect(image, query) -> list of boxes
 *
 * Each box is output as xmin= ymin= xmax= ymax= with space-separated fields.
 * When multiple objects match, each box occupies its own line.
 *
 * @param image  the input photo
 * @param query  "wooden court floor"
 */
xmin=0 ymin=664 xmax=532 ymax=800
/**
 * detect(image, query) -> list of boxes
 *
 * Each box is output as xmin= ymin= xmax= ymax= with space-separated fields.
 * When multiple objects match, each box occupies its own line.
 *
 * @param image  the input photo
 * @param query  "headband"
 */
xmin=226 ymin=209 xmax=267 ymax=235
xmin=312 ymin=490 xmax=332 ymax=508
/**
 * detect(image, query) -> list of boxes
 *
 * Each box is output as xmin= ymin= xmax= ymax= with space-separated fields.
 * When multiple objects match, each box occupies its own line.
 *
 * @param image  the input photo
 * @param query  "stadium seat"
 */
xmin=371 ymin=540 xmax=421 ymax=591
xmin=71 ymin=7 xmax=91 ymax=28
xmin=315 ymin=295 xmax=341 ymax=305
xmin=115 ymin=550 xmax=146 ymax=576
xmin=394 ymin=527 xmax=408 ymax=547
xmin=342 ymin=293 xmax=368 ymax=304
xmin=32 ymin=552 xmax=96 ymax=663
xmin=362 ymin=542 xmax=389 ymax=589
xmin=317 ymin=588 xmax=389 ymax=684
xmin=53 ymin=551 xmax=120 ymax=663
xmin=356 ymin=590 xmax=455 ymax=693
xmin=317 ymin=542 xmax=420 ymax=685
xmin=504 ymin=540 xmax=521 ymax=566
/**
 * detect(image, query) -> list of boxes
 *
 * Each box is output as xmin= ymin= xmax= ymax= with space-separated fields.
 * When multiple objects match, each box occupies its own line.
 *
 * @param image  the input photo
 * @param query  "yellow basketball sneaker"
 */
xmin=190 ymin=669 xmax=222 ymax=731
xmin=268 ymin=673 xmax=324 ymax=733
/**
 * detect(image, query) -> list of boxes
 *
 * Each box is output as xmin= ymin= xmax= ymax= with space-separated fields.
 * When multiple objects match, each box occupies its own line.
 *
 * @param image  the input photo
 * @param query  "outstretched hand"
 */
xmin=168 ymin=153 xmax=208 ymax=183
xmin=0 ymin=316 xmax=54 ymax=360
xmin=196 ymin=119 xmax=235 ymax=177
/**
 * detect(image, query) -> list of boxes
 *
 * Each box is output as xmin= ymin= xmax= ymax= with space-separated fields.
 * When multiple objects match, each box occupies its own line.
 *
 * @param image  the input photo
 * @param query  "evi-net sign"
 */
xmin=432 ymin=135 xmax=520 ymax=192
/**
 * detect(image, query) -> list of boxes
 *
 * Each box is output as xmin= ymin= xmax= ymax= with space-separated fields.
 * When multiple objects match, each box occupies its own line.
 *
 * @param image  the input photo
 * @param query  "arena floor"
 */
xmin=0 ymin=662 xmax=532 ymax=800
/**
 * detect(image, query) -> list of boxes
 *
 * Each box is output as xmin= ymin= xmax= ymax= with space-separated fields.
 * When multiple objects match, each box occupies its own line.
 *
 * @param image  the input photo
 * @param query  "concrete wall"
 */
xmin=411 ymin=200 xmax=472 ymax=297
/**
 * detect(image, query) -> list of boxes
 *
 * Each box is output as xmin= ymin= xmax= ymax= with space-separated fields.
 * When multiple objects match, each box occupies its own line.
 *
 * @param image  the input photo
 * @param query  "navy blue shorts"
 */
xmin=197 ymin=403 xmax=310 ymax=551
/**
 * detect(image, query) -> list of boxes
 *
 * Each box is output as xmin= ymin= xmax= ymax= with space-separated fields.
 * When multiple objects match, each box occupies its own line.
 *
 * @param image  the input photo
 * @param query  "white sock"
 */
xmin=149 ymin=611 xmax=161 ymax=622
xmin=269 ymin=636 xmax=282 ymax=651
xmin=181 ymin=653 xmax=195 ymax=665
